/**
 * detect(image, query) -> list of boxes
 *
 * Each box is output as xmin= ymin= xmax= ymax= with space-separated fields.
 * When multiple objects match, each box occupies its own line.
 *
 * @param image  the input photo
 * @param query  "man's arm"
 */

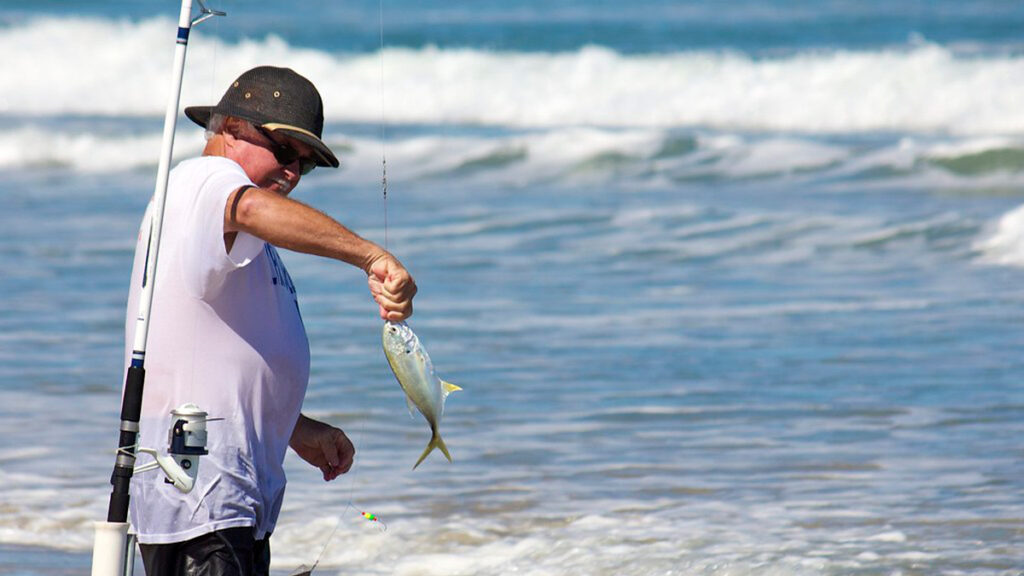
xmin=224 ymin=185 xmax=416 ymax=320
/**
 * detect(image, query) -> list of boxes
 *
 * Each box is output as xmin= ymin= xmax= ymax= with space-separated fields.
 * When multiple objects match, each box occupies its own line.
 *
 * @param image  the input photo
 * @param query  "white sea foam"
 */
xmin=8 ymin=120 xmax=1024 ymax=192
xmin=714 ymin=137 xmax=849 ymax=178
xmin=974 ymin=203 xmax=1024 ymax=266
xmin=7 ymin=15 xmax=1024 ymax=188
xmin=867 ymin=530 xmax=908 ymax=543
xmin=0 ymin=125 xmax=201 ymax=172
xmin=4 ymin=16 xmax=1024 ymax=134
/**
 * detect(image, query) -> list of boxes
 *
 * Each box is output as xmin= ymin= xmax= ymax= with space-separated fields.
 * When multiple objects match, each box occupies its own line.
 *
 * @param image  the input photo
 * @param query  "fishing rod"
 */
xmin=91 ymin=2 xmax=224 ymax=575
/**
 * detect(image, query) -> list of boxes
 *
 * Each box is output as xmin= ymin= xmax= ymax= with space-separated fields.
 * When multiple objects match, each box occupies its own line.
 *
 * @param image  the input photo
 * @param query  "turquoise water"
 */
xmin=1 ymin=1 xmax=1023 ymax=574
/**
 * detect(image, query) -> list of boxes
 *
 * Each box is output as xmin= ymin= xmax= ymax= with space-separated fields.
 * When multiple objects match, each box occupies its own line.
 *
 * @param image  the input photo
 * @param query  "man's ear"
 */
xmin=218 ymin=117 xmax=247 ymax=149
xmin=220 ymin=130 xmax=238 ymax=149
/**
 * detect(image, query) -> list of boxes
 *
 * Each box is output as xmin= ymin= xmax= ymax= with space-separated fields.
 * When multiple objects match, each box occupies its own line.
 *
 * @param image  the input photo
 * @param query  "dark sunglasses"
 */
xmin=256 ymin=127 xmax=318 ymax=175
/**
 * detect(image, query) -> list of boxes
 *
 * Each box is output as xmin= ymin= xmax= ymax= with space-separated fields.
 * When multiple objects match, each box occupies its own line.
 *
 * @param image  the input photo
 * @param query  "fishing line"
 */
xmin=333 ymin=0 xmax=394 ymax=533
xmin=330 ymin=0 xmax=394 ymax=536
xmin=291 ymin=3 xmax=394 ymax=573
xmin=289 ymin=503 xmax=386 ymax=576
xmin=378 ymin=0 xmax=389 ymax=252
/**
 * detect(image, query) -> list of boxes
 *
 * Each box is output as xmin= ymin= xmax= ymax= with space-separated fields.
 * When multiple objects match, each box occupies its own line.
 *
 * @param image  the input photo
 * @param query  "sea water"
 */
xmin=0 ymin=1 xmax=1022 ymax=574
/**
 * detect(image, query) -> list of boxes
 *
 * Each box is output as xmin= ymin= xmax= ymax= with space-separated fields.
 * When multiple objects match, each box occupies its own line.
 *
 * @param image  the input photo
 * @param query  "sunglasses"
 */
xmin=256 ymin=127 xmax=318 ymax=175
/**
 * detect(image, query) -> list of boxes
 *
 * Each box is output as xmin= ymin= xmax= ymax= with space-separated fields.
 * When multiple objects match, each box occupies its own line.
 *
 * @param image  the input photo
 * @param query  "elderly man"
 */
xmin=124 ymin=66 xmax=416 ymax=575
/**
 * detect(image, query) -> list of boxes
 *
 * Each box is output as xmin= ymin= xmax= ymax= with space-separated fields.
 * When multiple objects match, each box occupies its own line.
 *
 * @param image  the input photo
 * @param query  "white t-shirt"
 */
xmin=124 ymin=156 xmax=310 ymax=544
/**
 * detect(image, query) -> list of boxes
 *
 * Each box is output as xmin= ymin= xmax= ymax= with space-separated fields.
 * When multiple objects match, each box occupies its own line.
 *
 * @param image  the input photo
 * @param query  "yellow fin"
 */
xmin=442 ymin=380 xmax=462 ymax=393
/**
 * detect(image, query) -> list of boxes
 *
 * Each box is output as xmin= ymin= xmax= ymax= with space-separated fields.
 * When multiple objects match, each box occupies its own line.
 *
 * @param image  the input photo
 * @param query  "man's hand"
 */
xmin=290 ymin=414 xmax=355 ymax=481
xmin=367 ymin=254 xmax=417 ymax=321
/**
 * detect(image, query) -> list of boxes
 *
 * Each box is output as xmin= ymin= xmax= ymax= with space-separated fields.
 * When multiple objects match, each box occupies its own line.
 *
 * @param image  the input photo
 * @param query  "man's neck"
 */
xmin=203 ymin=135 xmax=228 ymax=158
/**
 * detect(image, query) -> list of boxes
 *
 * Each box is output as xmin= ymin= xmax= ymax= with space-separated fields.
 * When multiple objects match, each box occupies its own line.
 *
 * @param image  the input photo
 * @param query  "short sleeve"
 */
xmin=179 ymin=157 xmax=265 ymax=299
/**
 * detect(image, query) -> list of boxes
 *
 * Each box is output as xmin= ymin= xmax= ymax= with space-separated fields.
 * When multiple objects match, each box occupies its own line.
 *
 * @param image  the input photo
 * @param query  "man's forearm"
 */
xmin=227 ymin=186 xmax=387 ymax=273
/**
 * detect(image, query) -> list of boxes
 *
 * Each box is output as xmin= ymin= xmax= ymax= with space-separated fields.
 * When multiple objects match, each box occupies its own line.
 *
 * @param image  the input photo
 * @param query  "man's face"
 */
xmin=233 ymin=124 xmax=317 ymax=196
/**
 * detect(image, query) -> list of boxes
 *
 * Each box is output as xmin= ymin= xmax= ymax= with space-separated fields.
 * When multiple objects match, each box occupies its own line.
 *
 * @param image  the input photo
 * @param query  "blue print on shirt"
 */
xmin=264 ymin=245 xmax=304 ymax=320
xmin=265 ymin=245 xmax=296 ymax=295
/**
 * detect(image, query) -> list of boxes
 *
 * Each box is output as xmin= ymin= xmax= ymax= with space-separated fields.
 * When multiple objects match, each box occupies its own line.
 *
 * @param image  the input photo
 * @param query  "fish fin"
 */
xmin=412 ymin=430 xmax=452 ymax=470
xmin=440 ymin=380 xmax=461 ymax=416
xmin=404 ymin=395 xmax=417 ymax=419
xmin=441 ymin=380 xmax=462 ymax=395
xmin=436 ymin=433 xmax=452 ymax=462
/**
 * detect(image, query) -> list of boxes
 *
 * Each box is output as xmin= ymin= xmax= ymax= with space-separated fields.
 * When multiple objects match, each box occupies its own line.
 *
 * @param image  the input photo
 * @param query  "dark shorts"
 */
xmin=138 ymin=527 xmax=271 ymax=576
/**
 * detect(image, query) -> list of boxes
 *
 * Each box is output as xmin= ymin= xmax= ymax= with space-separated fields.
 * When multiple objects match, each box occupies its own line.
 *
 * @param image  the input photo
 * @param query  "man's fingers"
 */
xmin=315 ymin=428 xmax=338 ymax=462
xmin=321 ymin=431 xmax=355 ymax=481
xmin=337 ymin=449 xmax=354 ymax=474
xmin=383 ymin=273 xmax=410 ymax=294
xmin=371 ymin=283 xmax=414 ymax=320
xmin=376 ymin=296 xmax=412 ymax=321
xmin=366 ymin=257 xmax=416 ymax=321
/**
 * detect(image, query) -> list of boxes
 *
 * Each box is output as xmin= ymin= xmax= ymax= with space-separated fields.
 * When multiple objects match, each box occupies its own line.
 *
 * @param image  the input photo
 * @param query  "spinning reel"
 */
xmin=133 ymin=403 xmax=221 ymax=493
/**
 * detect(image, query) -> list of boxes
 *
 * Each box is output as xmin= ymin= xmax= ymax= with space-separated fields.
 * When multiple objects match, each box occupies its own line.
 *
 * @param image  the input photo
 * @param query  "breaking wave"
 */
xmin=2 ymin=16 xmax=1024 ymax=133
xmin=5 ymin=122 xmax=1024 ymax=192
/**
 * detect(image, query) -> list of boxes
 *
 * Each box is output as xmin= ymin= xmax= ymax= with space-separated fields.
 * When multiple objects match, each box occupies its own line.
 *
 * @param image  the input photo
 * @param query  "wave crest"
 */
xmin=4 ymin=16 xmax=1024 ymax=134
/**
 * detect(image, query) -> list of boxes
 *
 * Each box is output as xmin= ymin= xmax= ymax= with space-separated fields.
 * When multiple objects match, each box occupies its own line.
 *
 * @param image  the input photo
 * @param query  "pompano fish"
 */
xmin=382 ymin=321 xmax=461 ymax=469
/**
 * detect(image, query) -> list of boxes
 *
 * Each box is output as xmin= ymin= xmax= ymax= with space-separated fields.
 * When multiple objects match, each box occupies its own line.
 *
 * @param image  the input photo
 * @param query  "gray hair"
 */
xmin=204 ymin=113 xmax=227 ymax=140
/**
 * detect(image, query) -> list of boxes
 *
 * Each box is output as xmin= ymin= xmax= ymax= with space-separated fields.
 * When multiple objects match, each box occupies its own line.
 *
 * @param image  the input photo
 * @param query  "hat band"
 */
xmin=261 ymin=123 xmax=320 ymax=140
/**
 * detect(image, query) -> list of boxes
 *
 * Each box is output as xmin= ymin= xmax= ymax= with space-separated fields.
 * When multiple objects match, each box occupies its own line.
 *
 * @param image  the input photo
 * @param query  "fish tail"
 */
xmin=436 ymin=433 xmax=452 ymax=462
xmin=413 ymin=430 xmax=452 ymax=470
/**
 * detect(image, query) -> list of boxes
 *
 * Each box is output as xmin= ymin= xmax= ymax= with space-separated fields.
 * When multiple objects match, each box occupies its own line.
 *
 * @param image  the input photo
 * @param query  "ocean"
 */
xmin=1 ymin=1 xmax=1023 ymax=574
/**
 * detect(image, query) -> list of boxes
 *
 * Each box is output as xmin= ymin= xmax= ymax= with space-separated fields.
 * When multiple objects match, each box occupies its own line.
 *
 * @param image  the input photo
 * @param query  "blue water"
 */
xmin=11 ymin=0 xmax=1024 ymax=54
xmin=1 ymin=1 xmax=1023 ymax=574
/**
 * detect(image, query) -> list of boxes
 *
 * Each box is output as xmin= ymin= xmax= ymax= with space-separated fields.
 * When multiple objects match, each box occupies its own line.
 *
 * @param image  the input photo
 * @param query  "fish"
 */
xmin=382 ymin=320 xmax=462 ymax=469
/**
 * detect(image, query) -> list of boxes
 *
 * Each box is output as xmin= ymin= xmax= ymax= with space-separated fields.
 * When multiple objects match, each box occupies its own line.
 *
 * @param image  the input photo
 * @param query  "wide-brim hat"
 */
xmin=185 ymin=66 xmax=339 ymax=169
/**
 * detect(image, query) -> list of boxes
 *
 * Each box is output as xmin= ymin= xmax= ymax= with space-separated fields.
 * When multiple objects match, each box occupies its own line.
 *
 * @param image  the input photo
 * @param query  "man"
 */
xmin=123 ymin=66 xmax=416 ymax=575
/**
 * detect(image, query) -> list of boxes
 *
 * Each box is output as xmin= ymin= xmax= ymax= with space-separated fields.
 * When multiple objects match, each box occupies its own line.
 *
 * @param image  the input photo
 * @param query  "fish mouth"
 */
xmin=384 ymin=321 xmax=417 ymax=353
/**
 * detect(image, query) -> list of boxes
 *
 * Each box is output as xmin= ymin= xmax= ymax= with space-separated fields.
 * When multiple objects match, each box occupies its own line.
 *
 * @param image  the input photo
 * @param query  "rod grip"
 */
xmin=106 ymin=474 xmax=132 ymax=523
xmin=107 ymin=365 xmax=146 ymax=523
xmin=120 ymin=365 xmax=145 ymax=422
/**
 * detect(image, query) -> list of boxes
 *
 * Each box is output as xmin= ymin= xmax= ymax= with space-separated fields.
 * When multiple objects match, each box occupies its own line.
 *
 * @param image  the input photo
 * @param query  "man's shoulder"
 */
xmin=173 ymin=155 xmax=246 ymax=178
xmin=170 ymin=156 xmax=253 ymax=197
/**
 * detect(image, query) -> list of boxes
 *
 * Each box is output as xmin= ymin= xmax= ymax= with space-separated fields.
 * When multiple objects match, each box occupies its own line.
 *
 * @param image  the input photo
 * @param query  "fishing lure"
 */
xmin=358 ymin=509 xmax=387 ymax=532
